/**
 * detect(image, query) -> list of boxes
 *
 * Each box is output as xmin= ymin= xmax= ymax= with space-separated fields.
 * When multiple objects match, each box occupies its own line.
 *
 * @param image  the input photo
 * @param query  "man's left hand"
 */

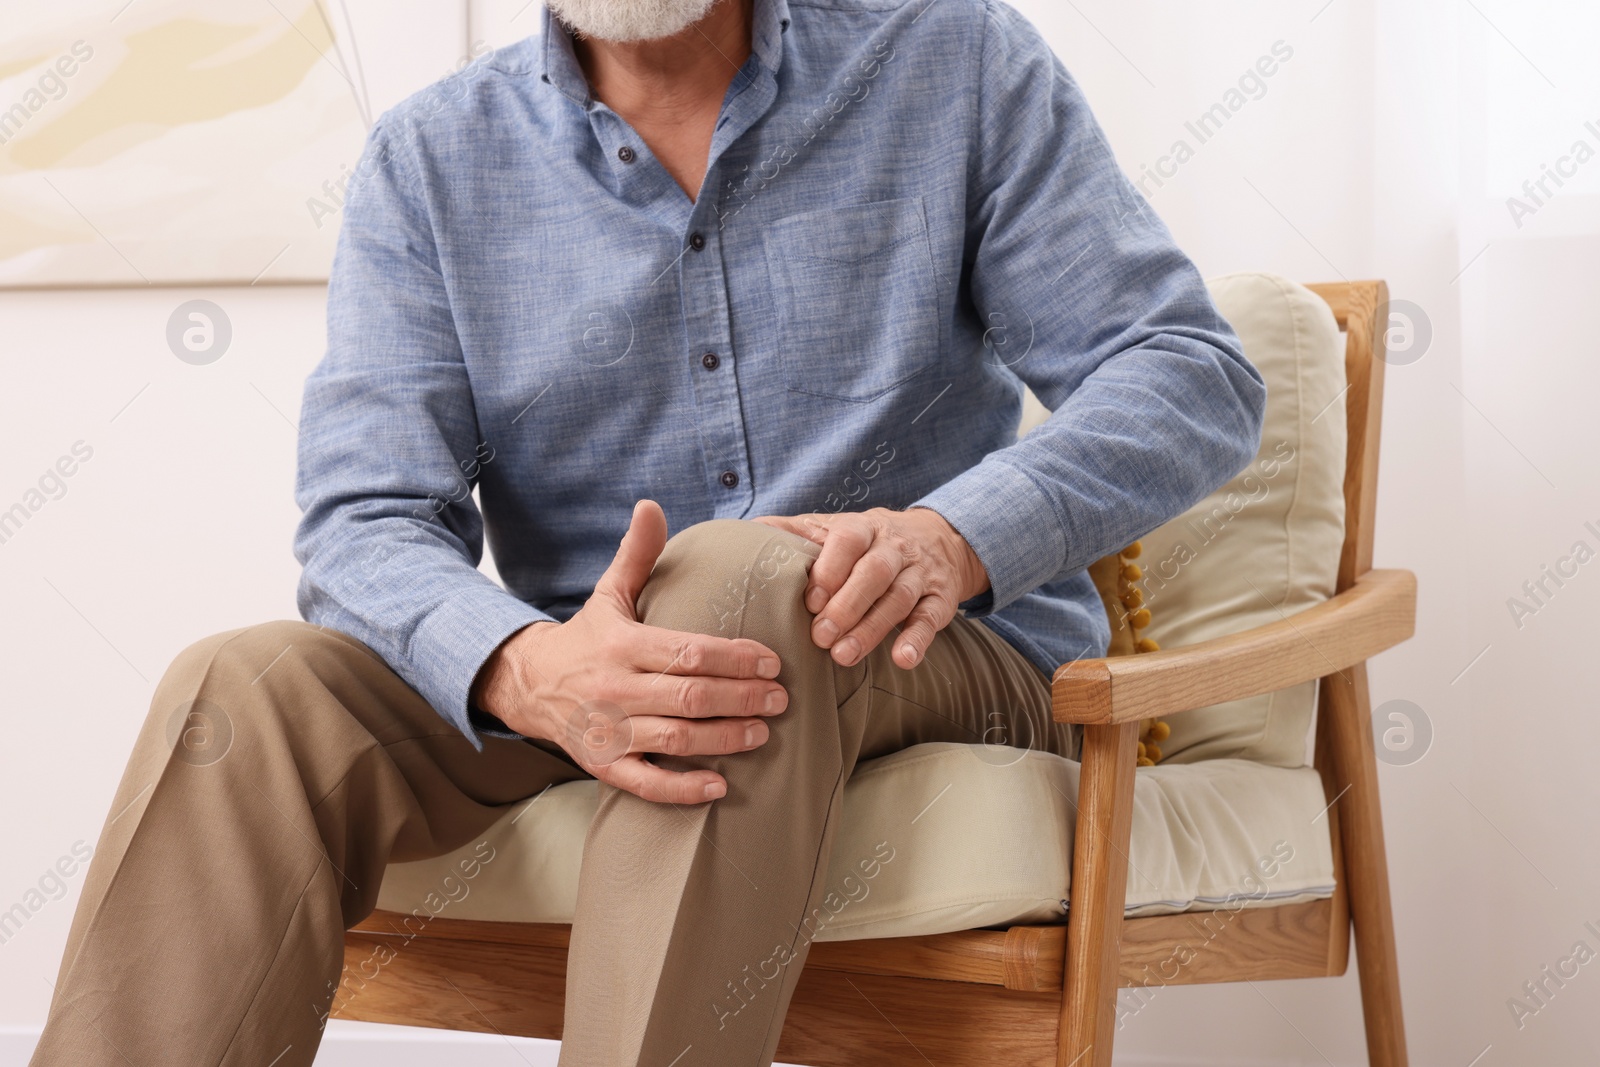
xmin=752 ymin=507 xmax=990 ymax=669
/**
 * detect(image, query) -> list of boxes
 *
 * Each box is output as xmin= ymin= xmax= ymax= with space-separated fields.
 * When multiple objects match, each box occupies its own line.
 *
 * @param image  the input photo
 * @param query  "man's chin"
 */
xmin=546 ymin=0 xmax=720 ymax=43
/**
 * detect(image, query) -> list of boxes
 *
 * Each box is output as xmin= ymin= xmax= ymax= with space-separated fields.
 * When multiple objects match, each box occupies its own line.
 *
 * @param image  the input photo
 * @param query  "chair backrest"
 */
xmin=1130 ymin=273 xmax=1350 ymax=766
xmin=1305 ymin=280 xmax=1389 ymax=593
xmin=1015 ymin=275 xmax=1390 ymax=768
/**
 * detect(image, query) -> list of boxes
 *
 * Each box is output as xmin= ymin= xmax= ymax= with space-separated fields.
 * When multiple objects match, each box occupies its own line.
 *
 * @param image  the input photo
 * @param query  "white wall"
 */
xmin=3 ymin=1 xmax=1596 ymax=1065
xmin=1027 ymin=1 xmax=1397 ymax=1063
xmin=1053 ymin=1 xmax=1600 ymax=1065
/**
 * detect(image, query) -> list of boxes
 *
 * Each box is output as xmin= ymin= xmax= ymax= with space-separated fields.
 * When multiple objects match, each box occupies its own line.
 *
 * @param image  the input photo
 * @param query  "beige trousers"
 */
xmin=32 ymin=519 xmax=1070 ymax=1067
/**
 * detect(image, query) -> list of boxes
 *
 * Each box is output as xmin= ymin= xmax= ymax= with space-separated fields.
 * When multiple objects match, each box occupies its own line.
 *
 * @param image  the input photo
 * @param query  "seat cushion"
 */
xmin=1021 ymin=271 xmax=1347 ymax=766
xmin=375 ymin=742 xmax=1336 ymax=941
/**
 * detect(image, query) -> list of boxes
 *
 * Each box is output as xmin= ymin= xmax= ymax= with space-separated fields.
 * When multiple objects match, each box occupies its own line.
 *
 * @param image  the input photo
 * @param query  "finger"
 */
xmin=627 ymin=714 xmax=770 ymax=758
xmin=832 ymin=578 xmax=921 ymax=667
xmin=805 ymin=516 xmax=873 ymax=619
xmin=890 ymin=594 xmax=958 ymax=669
xmin=595 ymin=753 xmax=728 ymax=805
xmin=632 ymin=627 xmax=782 ymax=681
xmin=814 ymin=541 xmax=902 ymax=653
xmin=593 ymin=500 xmax=669 ymax=617
xmin=622 ymin=671 xmax=789 ymax=719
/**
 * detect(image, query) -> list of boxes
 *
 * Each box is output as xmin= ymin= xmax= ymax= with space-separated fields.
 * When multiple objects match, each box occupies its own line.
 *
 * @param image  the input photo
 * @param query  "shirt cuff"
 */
xmin=407 ymin=585 xmax=554 ymax=749
xmin=912 ymin=458 xmax=1067 ymax=614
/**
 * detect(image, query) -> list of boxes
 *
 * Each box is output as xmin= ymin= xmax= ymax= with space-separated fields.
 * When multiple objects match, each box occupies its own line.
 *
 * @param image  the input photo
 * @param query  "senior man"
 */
xmin=33 ymin=0 xmax=1265 ymax=1064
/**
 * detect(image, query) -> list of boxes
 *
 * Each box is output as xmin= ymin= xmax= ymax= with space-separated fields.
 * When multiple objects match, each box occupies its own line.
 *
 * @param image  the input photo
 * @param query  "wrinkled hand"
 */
xmin=752 ymin=507 xmax=989 ymax=669
xmin=471 ymin=500 xmax=788 ymax=804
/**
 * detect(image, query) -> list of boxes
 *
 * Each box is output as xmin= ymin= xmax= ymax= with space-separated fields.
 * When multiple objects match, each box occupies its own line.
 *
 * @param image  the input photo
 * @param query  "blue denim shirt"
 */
xmin=294 ymin=0 xmax=1266 ymax=747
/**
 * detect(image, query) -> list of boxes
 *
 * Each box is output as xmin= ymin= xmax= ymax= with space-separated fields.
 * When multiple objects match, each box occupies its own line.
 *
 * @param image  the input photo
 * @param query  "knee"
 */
xmin=152 ymin=621 xmax=365 ymax=759
xmin=161 ymin=620 xmax=349 ymax=696
xmin=637 ymin=520 xmax=819 ymax=648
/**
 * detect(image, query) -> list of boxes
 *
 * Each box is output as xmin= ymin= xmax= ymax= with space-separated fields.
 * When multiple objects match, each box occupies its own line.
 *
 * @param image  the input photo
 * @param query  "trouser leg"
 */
xmin=560 ymin=519 xmax=1068 ymax=1067
xmin=30 ymin=620 xmax=583 ymax=1067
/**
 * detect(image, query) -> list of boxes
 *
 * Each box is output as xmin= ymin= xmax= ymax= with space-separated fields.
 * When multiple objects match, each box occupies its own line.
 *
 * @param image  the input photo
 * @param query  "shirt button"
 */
xmin=701 ymin=351 xmax=720 ymax=370
xmin=719 ymin=470 xmax=739 ymax=489
xmin=689 ymin=232 xmax=706 ymax=252
xmin=617 ymin=145 xmax=636 ymax=164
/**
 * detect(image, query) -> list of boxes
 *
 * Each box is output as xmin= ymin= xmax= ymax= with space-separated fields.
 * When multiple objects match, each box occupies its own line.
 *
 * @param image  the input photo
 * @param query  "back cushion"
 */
xmin=1018 ymin=272 xmax=1347 ymax=766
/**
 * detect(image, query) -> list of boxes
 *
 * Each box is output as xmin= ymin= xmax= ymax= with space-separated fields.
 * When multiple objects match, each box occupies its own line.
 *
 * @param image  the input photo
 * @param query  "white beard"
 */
xmin=545 ymin=0 xmax=720 ymax=42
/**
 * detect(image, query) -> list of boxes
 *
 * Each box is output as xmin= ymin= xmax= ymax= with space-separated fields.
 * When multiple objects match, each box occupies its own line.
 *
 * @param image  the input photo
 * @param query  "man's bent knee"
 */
xmin=160 ymin=620 xmax=363 ymax=703
xmin=150 ymin=620 xmax=387 ymax=761
xmin=637 ymin=520 xmax=818 ymax=649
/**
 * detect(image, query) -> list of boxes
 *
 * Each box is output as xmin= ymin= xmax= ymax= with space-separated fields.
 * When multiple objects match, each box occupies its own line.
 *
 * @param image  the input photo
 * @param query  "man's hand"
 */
xmin=752 ymin=507 xmax=989 ymax=670
xmin=471 ymin=500 xmax=788 ymax=805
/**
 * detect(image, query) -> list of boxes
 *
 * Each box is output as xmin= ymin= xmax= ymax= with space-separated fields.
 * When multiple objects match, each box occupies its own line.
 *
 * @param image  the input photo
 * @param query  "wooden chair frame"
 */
xmin=335 ymin=280 xmax=1414 ymax=1066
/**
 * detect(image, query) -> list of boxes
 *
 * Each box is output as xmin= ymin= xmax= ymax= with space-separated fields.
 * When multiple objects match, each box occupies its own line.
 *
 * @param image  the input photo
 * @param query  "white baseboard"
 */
xmin=0 ymin=1023 xmax=1320 ymax=1066
xmin=0 ymin=1022 xmax=560 ymax=1066
xmin=1115 ymin=1063 xmax=1312 ymax=1066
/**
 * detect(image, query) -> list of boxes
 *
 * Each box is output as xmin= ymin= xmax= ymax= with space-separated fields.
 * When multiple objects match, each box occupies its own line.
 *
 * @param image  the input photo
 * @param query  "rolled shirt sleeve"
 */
xmin=293 ymin=119 xmax=549 ymax=747
xmin=915 ymin=0 xmax=1267 ymax=614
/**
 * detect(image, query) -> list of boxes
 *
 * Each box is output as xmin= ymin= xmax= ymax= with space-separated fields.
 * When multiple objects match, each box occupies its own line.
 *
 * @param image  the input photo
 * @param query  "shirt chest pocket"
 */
xmin=763 ymin=197 xmax=942 ymax=402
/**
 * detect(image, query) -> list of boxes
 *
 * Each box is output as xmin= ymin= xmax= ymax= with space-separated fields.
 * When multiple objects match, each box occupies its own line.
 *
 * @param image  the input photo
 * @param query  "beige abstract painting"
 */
xmin=0 ymin=0 xmax=374 ymax=286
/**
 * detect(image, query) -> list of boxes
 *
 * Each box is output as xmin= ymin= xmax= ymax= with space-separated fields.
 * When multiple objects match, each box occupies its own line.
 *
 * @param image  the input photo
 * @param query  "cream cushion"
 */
xmin=377 ymin=743 xmax=1336 ymax=939
xmin=1145 ymin=273 xmax=1345 ymax=765
xmin=378 ymin=271 xmax=1346 ymax=936
xmin=1021 ymin=271 xmax=1347 ymax=766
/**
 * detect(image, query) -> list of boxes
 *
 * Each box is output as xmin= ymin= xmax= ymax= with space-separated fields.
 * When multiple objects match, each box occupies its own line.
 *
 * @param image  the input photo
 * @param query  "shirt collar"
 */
xmin=540 ymin=0 xmax=789 ymax=108
xmin=751 ymin=0 xmax=791 ymax=73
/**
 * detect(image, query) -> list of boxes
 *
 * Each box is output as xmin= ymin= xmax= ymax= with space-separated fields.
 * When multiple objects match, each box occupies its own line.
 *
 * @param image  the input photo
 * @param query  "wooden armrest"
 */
xmin=1052 ymin=568 xmax=1416 ymax=725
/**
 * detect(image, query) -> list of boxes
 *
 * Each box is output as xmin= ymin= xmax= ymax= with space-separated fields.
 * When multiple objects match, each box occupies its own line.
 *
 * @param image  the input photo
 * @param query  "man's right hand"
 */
xmin=470 ymin=500 xmax=788 ymax=805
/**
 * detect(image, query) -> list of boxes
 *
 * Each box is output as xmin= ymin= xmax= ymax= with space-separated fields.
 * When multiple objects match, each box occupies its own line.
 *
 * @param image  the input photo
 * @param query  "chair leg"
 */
xmin=1059 ymin=721 xmax=1140 ymax=1067
xmin=1321 ymin=664 xmax=1409 ymax=1066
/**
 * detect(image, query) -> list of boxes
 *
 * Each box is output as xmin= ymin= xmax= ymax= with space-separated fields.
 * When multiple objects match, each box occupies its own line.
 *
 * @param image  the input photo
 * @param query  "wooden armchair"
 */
xmin=334 ymin=280 xmax=1414 ymax=1066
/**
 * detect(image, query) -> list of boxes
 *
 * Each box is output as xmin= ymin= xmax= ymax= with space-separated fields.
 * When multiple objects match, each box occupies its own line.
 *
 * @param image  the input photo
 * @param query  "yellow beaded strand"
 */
xmin=1116 ymin=541 xmax=1169 ymax=768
